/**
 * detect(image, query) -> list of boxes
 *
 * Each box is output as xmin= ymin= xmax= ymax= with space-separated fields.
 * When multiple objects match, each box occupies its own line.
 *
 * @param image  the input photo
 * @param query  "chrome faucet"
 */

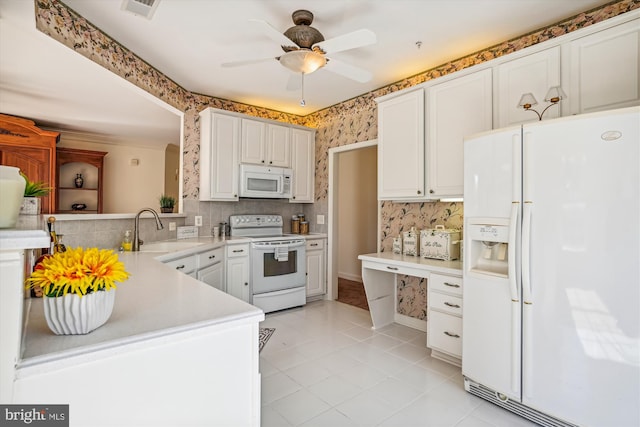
xmin=132 ymin=208 xmax=164 ymax=251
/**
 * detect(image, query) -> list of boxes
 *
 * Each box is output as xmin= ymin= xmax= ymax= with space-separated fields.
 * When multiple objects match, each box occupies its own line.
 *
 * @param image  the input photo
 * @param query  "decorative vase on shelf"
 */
xmin=0 ymin=165 xmax=26 ymax=228
xmin=43 ymin=290 xmax=116 ymax=335
xmin=74 ymin=173 xmax=84 ymax=188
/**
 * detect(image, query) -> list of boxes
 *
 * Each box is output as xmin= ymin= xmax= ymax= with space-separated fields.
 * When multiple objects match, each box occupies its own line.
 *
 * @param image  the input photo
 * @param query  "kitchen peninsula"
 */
xmin=7 ymin=246 xmax=264 ymax=426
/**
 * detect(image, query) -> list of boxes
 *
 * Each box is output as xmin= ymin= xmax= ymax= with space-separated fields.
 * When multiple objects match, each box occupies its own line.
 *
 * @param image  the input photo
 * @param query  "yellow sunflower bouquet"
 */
xmin=26 ymin=247 xmax=130 ymax=298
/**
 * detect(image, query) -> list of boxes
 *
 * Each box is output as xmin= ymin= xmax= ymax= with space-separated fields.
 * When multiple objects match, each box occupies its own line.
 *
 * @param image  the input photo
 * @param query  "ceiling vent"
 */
xmin=121 ymin=0 xmax=160 ymax=20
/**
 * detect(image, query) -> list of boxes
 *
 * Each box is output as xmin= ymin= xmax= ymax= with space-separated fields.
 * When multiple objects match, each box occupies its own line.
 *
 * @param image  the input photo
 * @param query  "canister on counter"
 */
xmin=297 ymin=213 xmax=305 ymax=223
xmin=300 ymin=221 xmax=309 ymax=235
xmin=291 ymin=215 xmax=300 ymax=233
xmin=392 ymin=236 xmax=403 ymax=254
xmin=402 ymin=227 xmax=419 ymax=256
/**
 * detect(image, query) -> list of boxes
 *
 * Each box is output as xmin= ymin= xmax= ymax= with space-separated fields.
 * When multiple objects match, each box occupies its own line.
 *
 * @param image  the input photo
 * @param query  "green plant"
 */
xmin=159 ymin=194 xmax=176 ymax=208
xmin=21 ymin=173 xmax=51 ymax=197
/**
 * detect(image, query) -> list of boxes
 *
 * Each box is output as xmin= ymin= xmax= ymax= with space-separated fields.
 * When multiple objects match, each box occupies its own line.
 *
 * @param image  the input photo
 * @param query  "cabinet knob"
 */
xmin=269 ymin=161 xmax=273 ymax=164
xmin=233 ymin=194 xmax=237 ymax=197
xmin=444 ymin=331 xmax=460 ymax=338
xmin=208 ymin=255 xmax=216 ymax=259
xmin=176 ymin=265 xmax=185 ymax=270
xmin=244 ymin=282 xmax=248 ymax=286
xmin=443 ymin=282 xmax=460 ymax=288
xmin=417 ymin=190 xmax=421 ymax=195
xmin=261 ymin=160 xmax=265 ymax=163
xmin=429 ymin=189 xmax=434 ymax=194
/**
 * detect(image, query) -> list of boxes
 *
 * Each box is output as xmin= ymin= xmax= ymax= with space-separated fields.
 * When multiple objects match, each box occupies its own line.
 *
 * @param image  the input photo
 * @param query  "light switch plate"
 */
xmin=169 ymin=222 xmax=176 ymax=231
xmin=194 ymin=216 xmax=203 ymax=227
xmin=316 ymin=214 xmax=325 ymax=225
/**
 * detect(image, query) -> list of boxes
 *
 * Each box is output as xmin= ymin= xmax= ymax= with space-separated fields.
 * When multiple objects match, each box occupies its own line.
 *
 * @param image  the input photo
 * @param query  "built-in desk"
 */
xmin=358 ymin=252 xmax=463 ymax=365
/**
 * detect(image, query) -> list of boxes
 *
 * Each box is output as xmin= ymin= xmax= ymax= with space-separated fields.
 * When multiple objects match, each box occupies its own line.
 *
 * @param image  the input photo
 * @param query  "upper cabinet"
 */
xmin=290 ymin=128 xmax=315 ymax=203
xmin=0 ymin=114 xmax=59 ymax=214
xmin=496 ymin=47 xmax=561 ymax=127
xmin=565 ymin=19 xmax=640 ymax=115
xmin=200 ymin=107 xmax=315 ymax=202
xmin=240 ymin=120 xmax=291 ymax=167
xmin=199 ymin=108 xmax=241 ymax=201
xmin=427 ymin=68 xmax=493 ymax=198
xmin=377 ymin=88 xmax=425 ymax=201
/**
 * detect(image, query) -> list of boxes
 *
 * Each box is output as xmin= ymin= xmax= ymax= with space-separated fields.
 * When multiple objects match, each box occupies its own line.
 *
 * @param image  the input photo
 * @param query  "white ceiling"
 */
xmin=0 ymin=0 xmax=612 ymax=145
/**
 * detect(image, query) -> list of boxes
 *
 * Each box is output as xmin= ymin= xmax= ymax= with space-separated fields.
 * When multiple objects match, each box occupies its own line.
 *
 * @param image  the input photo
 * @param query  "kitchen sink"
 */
xmin=139 ymin=240 xmax=206 ymax=252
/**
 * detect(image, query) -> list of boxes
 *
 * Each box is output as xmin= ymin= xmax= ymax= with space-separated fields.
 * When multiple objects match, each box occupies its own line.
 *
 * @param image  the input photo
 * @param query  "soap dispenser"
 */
xmin=122 ymin=230 xmax=132 ymax=251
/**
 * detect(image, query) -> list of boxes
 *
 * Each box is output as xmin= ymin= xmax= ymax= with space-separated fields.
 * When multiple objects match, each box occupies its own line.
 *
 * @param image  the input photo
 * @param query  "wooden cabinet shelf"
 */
xmin=55 ymin=147 xmax=107 ymax=214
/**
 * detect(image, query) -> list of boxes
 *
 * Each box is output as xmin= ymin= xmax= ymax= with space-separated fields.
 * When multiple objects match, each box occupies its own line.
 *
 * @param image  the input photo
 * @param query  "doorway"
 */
xmin=327 ymin=140 xmax=378 ymax=303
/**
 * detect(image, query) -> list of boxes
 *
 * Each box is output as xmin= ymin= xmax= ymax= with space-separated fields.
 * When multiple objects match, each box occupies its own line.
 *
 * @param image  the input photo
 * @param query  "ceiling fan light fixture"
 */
xmin=279 ymin=50 xmax=327 ymax=74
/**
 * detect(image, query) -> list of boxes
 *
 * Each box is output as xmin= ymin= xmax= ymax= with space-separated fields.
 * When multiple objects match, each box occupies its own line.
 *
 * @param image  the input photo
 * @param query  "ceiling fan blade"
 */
xmin=221 ymin=57 xmax=276 ymax=68
xmin=313 ymin=29 xmax=376 ymax=54
xmin=249 ymin=19 xmax=297 ymax=49
xmin=324 ymin=57 xmax=372 ymax=83
xmin=286 ymin=73 xmax=302 ymax=91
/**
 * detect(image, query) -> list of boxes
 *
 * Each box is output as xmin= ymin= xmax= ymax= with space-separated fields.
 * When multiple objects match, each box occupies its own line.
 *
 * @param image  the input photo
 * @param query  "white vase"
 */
xmin=43 ymin=290 xmax=116 ymax=335
xmin=0 ymin=165 xmax=26 ymax=228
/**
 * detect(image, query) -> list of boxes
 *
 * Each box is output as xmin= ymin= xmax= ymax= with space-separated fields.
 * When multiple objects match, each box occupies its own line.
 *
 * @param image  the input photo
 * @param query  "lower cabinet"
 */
xmin=197 ymin=247 xmax=225 ymax=291
xmin=226 ymin=243 xmax=251 ymax=303
xmin=305 ymin=237 xmax=326 ymax=299
xmin=427 ymin=272 xmax=463 ymax=366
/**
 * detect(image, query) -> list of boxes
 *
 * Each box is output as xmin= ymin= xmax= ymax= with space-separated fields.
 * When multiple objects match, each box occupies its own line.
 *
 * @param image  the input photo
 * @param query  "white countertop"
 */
xmin=359 ymin=252 xmax=462 ymax=275
xmin=20 ymin=249 xmax=264 ymax=368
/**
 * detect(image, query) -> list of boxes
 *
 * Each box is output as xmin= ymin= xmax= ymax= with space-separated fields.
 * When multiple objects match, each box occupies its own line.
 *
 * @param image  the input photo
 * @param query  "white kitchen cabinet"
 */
xmin=197 ymin=246 xmax=225 ymax=291
xmin=226 ymin=243 xmax=250 ymax=303
xmin=305 ymin=237 xmax=326 ymax=299
xmin=290 ymin=127 xmax=315 ymax=203
xmin=565 ymin=19 xmax=640 ymax=115
xmin=241 ymin=120 xmax=291 ymax=167
xmin=495 ymin=47 xmax=561 ymax=127
xmin=199 ymin=108 xmax=240 ymax=201
xmin=377 ymin=88 xmax=425 ymax=200
xmin=427 ymin=68 xmax=493 ymax=198
xmin=163 ymin=253 xmax=197 ymax=276
xmin=427 ymin=272 xmax=463 ymax=366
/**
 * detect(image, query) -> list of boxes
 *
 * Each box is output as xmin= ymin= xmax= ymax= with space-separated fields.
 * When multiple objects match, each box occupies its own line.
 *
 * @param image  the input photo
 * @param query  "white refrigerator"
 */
xmin=462 ymin=106 xmax=639 ymax=427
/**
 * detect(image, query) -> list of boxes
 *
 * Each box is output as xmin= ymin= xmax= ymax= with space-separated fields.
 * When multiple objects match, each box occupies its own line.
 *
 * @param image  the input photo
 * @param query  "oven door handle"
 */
xmin=251 ymin=240 xmax=306 ymax=250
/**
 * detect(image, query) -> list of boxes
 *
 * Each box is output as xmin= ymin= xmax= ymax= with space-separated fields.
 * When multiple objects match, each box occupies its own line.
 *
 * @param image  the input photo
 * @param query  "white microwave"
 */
xmin=239 ymin=164 xmax=292 ymax=199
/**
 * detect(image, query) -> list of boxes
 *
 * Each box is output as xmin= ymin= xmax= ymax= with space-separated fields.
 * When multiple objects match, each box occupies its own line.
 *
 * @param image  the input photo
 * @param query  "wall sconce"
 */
xmin=517 ymin=86 xmax=567 ymax=120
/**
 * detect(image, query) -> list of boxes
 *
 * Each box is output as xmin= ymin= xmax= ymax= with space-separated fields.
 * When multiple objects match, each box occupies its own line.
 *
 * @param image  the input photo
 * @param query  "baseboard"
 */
xmin=338 ymin=272 xmax=362 ymax=282
xmin=394 ymin=313 xmax=427 ymax=332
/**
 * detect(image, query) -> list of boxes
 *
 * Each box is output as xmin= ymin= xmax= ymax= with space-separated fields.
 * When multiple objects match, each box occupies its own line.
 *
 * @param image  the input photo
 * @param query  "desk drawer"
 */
xmin=430 ymin=273 xmax=462 ymax=296
xmin=428 ymin=310 xmax=462 ymax=358
xmin=429 ymin=292 xmax=462 ymax=316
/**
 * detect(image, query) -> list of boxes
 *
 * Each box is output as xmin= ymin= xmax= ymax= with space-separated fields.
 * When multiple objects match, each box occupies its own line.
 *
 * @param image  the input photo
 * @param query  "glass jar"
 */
xmin=291 ymin=215 xmax=300 ymax=233
xmin=300 ymin=221 xmax=309 ymax=235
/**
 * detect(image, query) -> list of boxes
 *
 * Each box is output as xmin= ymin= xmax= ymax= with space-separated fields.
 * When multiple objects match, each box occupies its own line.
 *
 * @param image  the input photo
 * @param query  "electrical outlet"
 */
xmin=194 ymin=216 xmax=203 ymax=227
xmin=169 ymin=222 xmax=176 ymax=231
xmin=316 ymin=214 xmax=325 ymax=225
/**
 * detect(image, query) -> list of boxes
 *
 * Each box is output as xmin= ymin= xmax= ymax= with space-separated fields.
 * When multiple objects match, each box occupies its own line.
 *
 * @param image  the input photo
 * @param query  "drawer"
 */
xmin=226 ymin=243 xmax=250 ymax=258
xmin=430 ymin=273 xmax=463 ymax=296
xmin=164 ymin=255 xmax=197 ymax=274
xmin=306 ymin=239 xmax=324 ymax=250
xmin=197 ymin=247 xmax=224 ymax=268
xmin=427 ymin=310 xmax=462 ymax=358
xmin=429 ymin=291 xmax=462 ymax=316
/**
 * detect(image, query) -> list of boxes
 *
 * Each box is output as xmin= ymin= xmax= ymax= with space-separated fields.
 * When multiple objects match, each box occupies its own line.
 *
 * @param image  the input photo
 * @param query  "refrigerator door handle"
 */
xmin=508 ymin=201 xmax=520 ymax=394
xmin=508 ymin=202 xmax=519 ymax=303
xmin=522 ymin=202 xmax=533 ymax=304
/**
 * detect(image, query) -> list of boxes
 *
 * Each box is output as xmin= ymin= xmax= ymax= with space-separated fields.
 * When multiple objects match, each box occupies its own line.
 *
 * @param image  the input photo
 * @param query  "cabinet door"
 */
xmin=496 ymin=47 xmax=561 ymax=127
xmin=266 ymin=124 xmax=291 ymax=167
xmin=567 ymin=19 xmax=640 ymax=114
xmin=427 ymin=68 xmax=492 ymax=198
xmin=290 ymin=128 xmax=315 ymax=203
xmin=198 ymin=262 xmax=225 ymax=292
xmin=306 ymin=248 xmax=325 ymax=298
xmin=199 ymin=109 xmax=240 ymax=201
xmin=240 ymin=119 xmax=266 ymax=165
xmin=377 ymin=89 xmax=425 ymax=200
xmin=226 ymin=257 xmax=250 ymax=302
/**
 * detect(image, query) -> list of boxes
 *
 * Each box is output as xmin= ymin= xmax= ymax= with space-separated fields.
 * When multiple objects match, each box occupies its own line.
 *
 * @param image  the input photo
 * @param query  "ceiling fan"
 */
xmin=222 ymin=10 xmax=376 ymax=84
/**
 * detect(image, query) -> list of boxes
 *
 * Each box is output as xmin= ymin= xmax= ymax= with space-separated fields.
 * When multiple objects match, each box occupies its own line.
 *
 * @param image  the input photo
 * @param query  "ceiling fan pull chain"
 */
xmin=300 ymin=72 xmax=306 ymax=107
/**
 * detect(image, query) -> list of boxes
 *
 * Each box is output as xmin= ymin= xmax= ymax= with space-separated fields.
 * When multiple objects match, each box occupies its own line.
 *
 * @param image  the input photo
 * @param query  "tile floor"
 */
xmin=260 ymin=300 xmax=539 ymax=427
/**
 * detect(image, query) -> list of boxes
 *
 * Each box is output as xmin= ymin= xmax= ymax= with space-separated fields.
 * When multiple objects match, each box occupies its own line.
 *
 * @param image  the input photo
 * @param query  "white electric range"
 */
xmin=230 ymin=215 xmax=306 ymax=313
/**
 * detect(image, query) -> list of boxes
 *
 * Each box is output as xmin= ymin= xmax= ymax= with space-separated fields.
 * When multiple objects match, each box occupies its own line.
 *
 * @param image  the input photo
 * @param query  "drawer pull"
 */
xmin=310 ymin=243 xmax=319 ymax=247
xmin=233 ymin=249 xmax=244 ymax=253
xmin=444 ymin=302 xmax=460 ymax=308
xmin=176 ymin=265 xmax=185 ymax=270
xmin=386 ymin=266 xmax=399 ymax=271
xmin=444 ymin=331 xmax=460 ymax=338
xmin=208 ymin=255 xmax=216 ymax=259
xmin=443 ymin=282 xmax=460 ymax=288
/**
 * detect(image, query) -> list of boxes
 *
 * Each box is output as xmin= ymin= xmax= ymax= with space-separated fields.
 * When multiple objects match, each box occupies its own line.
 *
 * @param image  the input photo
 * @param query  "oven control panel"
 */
xmin=230 ymin=215 xmax=283 ymax=229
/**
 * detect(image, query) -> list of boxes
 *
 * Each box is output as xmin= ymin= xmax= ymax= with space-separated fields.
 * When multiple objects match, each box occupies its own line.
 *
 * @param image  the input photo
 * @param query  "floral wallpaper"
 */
xmin=33 ymin=0 xmax=638 ymax=320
